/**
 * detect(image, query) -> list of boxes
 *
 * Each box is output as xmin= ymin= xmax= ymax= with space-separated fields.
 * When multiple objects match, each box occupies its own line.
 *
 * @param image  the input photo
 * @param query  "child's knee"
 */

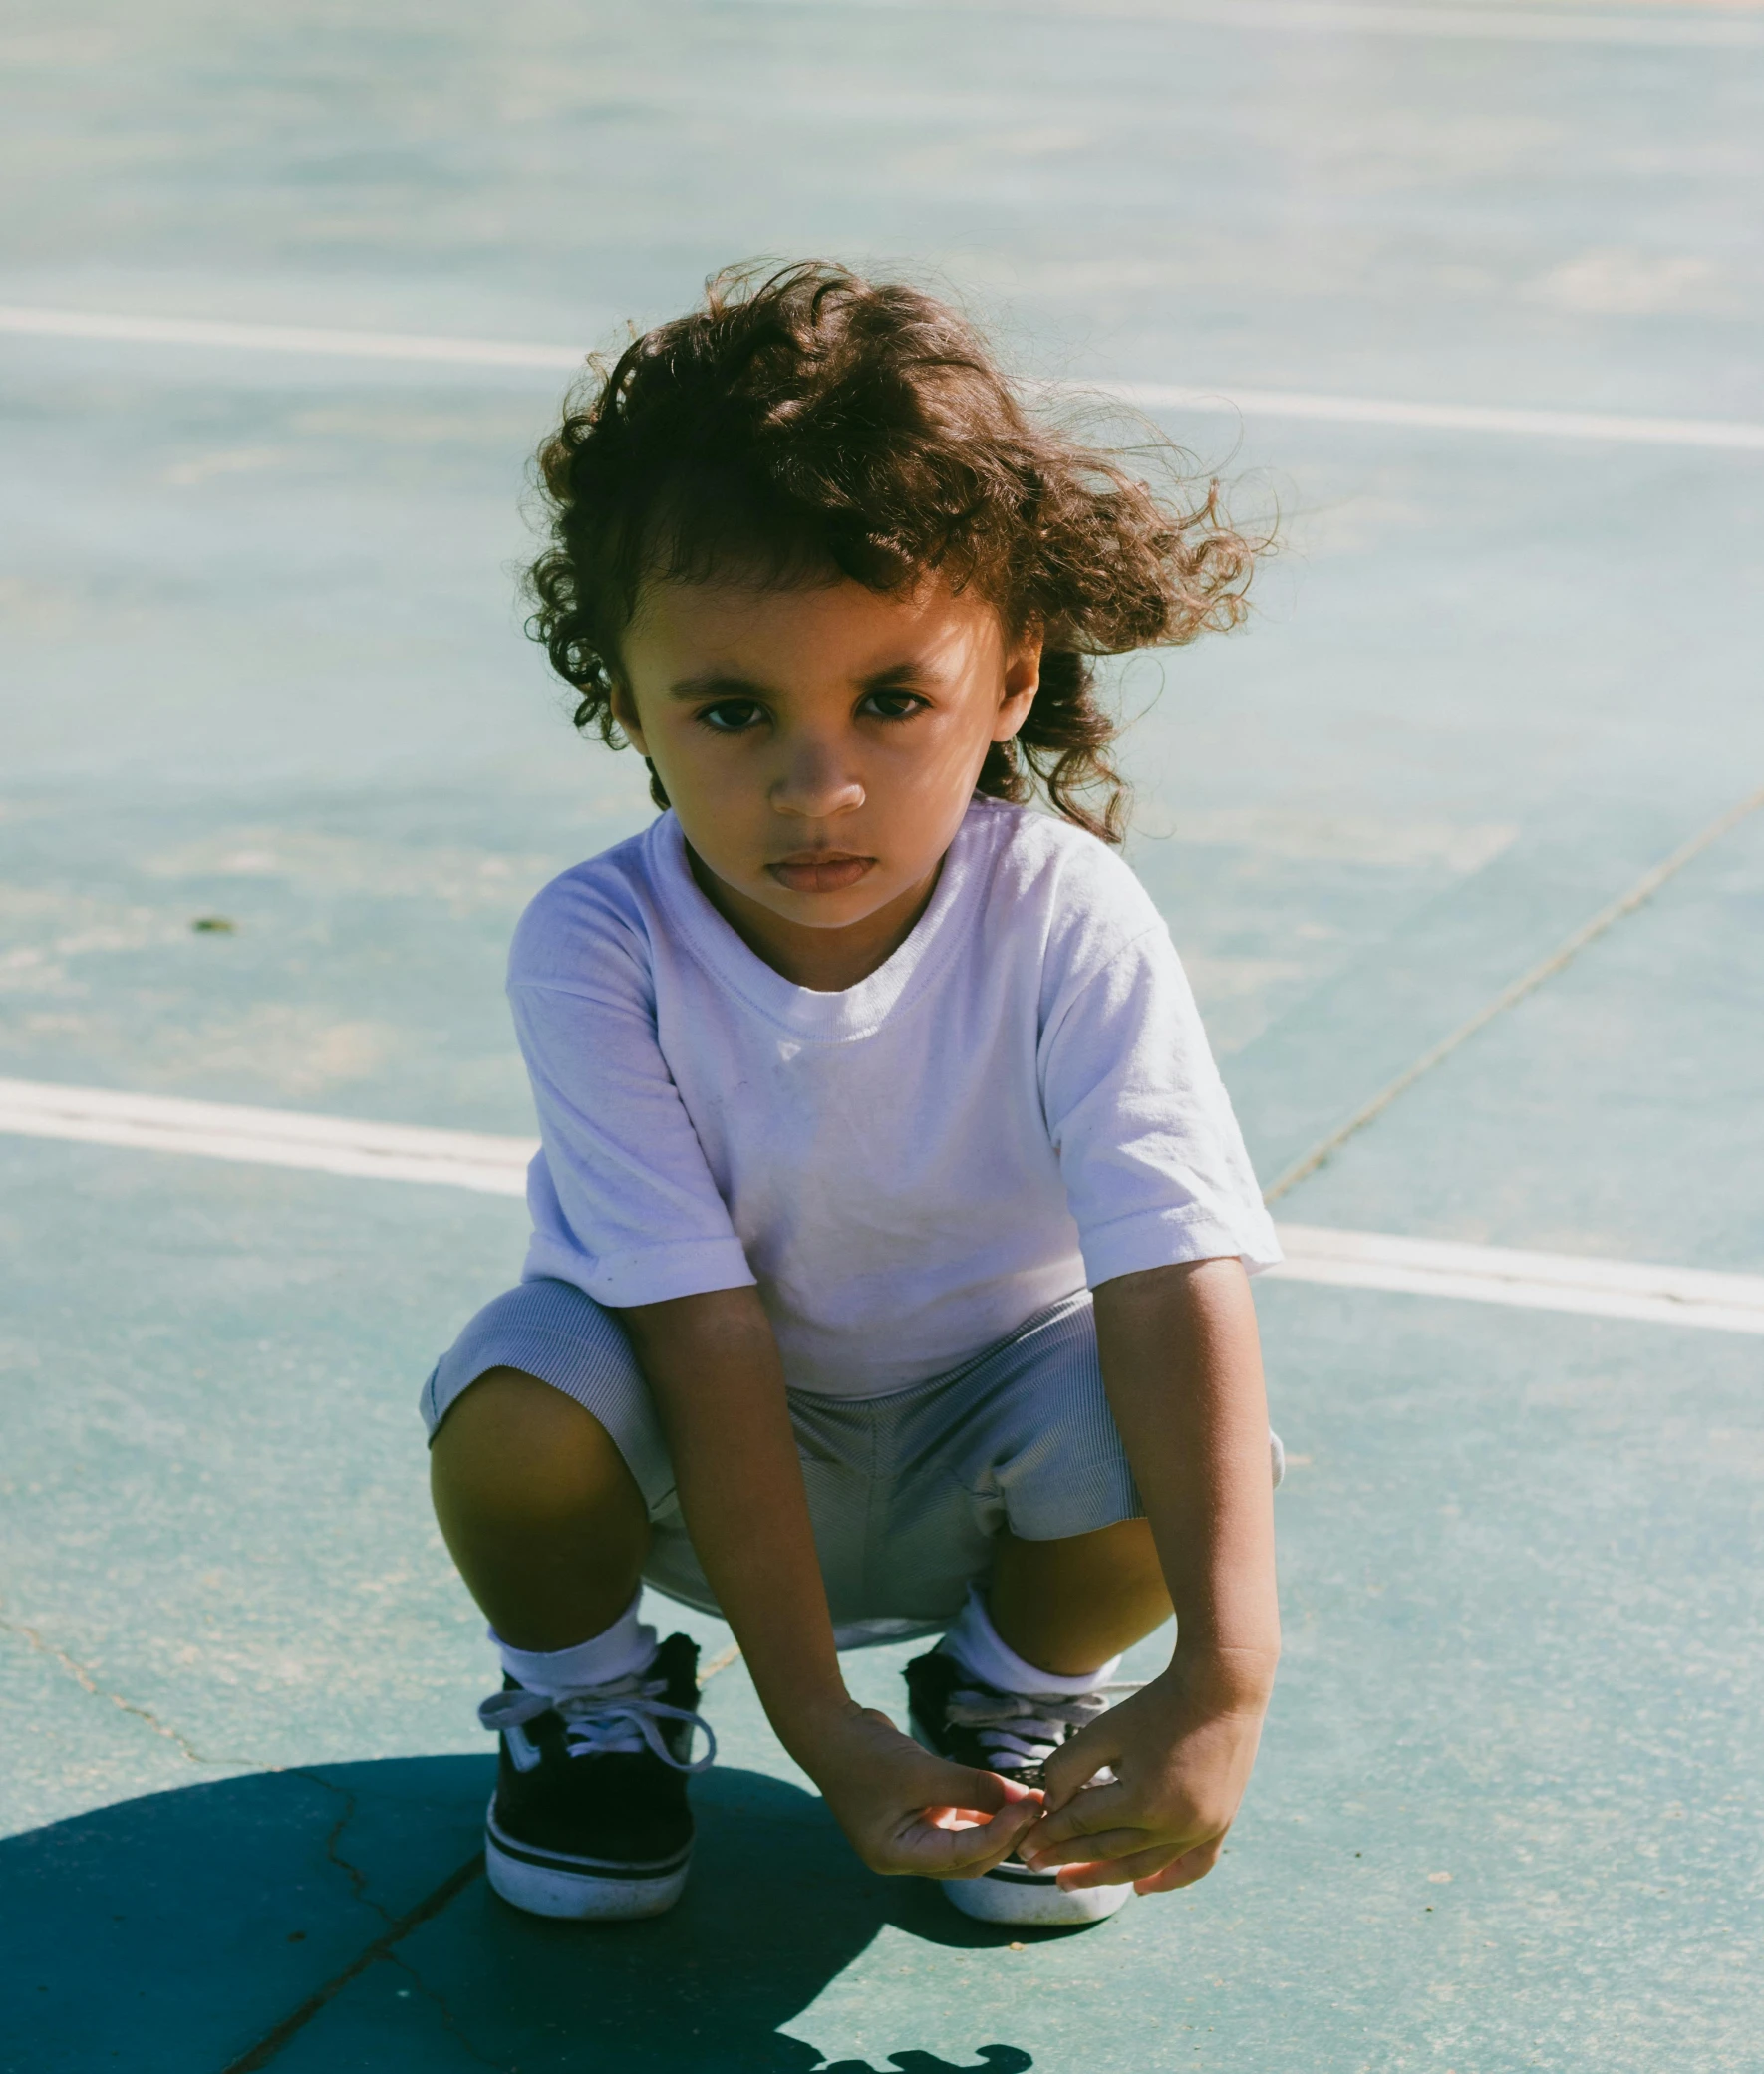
xmin=431 ymin=1366 xmax=634 ymax=1514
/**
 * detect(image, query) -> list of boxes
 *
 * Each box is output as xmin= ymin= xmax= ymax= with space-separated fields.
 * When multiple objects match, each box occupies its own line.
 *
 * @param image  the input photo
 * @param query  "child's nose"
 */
xmin=770 ymin=737 xmax=865 ymax=819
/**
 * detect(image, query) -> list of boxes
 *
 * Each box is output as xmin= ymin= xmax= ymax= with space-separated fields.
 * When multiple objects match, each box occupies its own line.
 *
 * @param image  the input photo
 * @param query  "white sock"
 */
xmin=938 ymin=1583 xmax=1121 ymax=1697
xmin=492 ymin=1591 xmax=656 ymax=1696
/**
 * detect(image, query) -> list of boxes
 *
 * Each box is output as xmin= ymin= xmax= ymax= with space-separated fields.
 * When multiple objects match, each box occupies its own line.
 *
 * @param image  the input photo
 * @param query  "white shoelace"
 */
xmin=946 ymin=1682 xmax=1138 ymax=1775
xmin=479 ymin=1666 xmax=717 ymax=1773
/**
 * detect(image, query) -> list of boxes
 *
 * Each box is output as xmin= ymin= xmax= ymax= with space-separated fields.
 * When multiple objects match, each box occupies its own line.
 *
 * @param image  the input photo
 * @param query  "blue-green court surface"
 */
xmin=2 ymin=4 xmax=1761 ymax=2070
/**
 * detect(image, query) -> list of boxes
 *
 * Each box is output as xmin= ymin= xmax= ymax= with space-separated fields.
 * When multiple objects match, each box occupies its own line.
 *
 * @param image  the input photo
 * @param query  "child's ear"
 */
xmin=993 ymin=629 xmax=1041 ymax=743
xmin=608 ymin=676 xmax=650 ymax=755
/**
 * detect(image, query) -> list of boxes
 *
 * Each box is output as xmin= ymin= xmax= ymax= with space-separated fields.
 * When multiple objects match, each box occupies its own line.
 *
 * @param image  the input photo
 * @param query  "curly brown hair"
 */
xmin=525 ymin=261 xmax=1256 ymax=843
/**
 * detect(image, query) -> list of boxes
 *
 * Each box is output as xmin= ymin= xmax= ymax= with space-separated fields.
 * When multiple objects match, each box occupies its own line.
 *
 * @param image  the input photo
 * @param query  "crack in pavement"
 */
xmin=1264 ymin=776 xmax=1764 ymax=1203
xmin=220 ymin=1852 xmax=485 ymax=2073
xmin=221 ymin=1771 xmax=504 ymax=2067
xmin=290 ymin=1770 xmax=390 ymax=1923
xmin=240 ymin=1648 xmax=747 ymax=2066
xmin=388 ymin=1950 xmax=512 ymax=2070
xmin=3 ymin=1607 xmax=735 ymax=2065
xmin=0 ymin=1606 xmax=244 ymax=1767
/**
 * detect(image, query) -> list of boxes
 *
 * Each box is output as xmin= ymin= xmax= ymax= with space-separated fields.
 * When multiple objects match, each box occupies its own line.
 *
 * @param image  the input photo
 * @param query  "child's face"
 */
xmin=612 ymin=574 xmax=1039 ymax=942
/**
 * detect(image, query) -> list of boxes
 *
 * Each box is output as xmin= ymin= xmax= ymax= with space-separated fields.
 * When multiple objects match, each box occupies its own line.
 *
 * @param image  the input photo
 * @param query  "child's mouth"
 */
xmin=766 ymin=852 xmax=875 ymax=894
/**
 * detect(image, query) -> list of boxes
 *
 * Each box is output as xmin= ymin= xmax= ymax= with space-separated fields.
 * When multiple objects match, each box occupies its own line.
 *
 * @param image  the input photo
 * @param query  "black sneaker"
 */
xmin=478 ymin=1630 xmax=715 ymax=1920
xmin=904 ymin=1645 xmax=1130 ymax=1926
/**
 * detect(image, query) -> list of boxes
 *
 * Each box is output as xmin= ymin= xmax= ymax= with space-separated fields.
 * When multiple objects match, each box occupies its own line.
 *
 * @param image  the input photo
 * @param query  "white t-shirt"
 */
xmin=510 ymin=796 xmax=1280 ymax=1400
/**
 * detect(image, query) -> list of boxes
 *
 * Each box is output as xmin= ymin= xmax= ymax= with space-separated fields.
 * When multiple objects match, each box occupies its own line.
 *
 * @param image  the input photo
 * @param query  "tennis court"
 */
xmin=2 ymin=4 xmax=1761 ymax=2068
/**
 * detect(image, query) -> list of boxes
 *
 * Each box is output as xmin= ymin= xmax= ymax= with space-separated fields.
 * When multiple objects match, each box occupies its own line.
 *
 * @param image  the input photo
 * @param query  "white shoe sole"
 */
xmin=484 ymin=1807 xmax=691 ymax=1922
xmin=942 ymin=1861 xmax=1132 ymax=1927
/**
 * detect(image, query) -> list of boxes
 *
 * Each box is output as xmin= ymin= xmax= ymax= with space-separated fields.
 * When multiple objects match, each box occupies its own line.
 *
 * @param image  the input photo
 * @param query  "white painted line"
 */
xmin=5 ymin=305 xmax=1763 ymax=455
xmin=1093 ymin=382 xmax=1764 ymax=454
xmin=823 ymin=0 xmax=1764 ymax=50
xmin=1158 ymin=1 xmax=1764 ymax=45
xmin=0 ymin=1078 xmax=532 ymax=1196
xmin=4 ymin=1077 xmax=1761 ymax=1335
xmin=0 ymin=306 xmax=582 ymax=371
xmin=1271 ymin=1224 xmax=1764 ymax=1336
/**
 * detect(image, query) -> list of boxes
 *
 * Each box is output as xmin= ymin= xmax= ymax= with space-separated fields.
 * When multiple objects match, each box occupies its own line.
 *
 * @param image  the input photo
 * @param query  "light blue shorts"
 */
xmin=422 ymin=1280 xmax=1145 ymax=1646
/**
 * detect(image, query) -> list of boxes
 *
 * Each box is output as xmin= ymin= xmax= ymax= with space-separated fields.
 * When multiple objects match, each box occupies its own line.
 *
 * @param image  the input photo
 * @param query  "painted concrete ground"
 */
xmin=2 ymin=4 xmax=1761 ymax=2070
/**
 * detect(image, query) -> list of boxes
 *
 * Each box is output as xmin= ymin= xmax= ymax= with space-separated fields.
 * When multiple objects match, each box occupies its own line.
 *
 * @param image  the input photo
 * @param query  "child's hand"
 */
xmin=1017 ymin=1654 xmax=1274 ymax=1895
xmin=799 ymin=1701 xmax=1043 ymax=1879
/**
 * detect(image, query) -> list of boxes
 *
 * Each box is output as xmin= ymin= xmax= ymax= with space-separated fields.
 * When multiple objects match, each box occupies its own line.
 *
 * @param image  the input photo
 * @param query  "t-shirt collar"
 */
xmin=647 ymin=802 xmax=991 ymax=1037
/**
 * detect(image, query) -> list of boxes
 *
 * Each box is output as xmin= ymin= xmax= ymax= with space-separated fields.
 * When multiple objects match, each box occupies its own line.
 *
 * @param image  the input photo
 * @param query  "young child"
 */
xmin=423 ymin=262 xmax=1284 ymax=1929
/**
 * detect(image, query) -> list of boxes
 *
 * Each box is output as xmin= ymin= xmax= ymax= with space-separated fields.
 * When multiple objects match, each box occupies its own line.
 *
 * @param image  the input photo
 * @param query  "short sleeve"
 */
xmin=1040 ymin=923 xmax=1282 ymax=1286
xmin=509 ymin=916 xmax=755 ymax=1309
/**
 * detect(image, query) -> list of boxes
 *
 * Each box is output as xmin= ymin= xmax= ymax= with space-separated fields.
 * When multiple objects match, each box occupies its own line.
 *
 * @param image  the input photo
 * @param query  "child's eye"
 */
xmin=697 ymin=699 xmax=767 ymax=734
xmin=858 ymin=689 xmax=928 ymax=722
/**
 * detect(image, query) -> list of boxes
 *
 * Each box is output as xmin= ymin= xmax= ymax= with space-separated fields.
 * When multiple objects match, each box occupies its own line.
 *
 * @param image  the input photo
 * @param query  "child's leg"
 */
xmin=430 ymin=1366 xmax=650 ymax=1650
xmin=907 ymin=1517 xmax=1168 ymax=1928
xmin=422 ymin=1296 xmax=715 ymax=1925
xmin=987 ymin=1518 xmax=1171 ymax=1679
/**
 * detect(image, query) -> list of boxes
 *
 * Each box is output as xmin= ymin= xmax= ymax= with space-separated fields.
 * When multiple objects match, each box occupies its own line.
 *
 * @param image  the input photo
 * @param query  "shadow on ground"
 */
xmin=2 ymin=1758 xmax=1049 ymax=2074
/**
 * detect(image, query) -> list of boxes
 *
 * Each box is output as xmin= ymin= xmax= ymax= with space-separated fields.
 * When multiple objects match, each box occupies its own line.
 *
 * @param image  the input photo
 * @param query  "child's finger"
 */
xmin=1035 ymin=1725 xmax=1122 ymax=1811
xmin=1054 ymin=1843 xmax=1180 ymax=1892
xmin=903 ymin=1802 xmax=1039 ymax=1876
xmin=922 ymin=1763 xmax=1038 ymax=1817
xmin=1019 ymin=1776 xmax=1129 ymax=1849
xmin=1022 ymin=1822 xmax=1150 ymax=1870
xmin=1132 ymin=1839 xmax=1223 ymax=1894
xmin=925 ymin=1793 xmax=1040 ymax=1835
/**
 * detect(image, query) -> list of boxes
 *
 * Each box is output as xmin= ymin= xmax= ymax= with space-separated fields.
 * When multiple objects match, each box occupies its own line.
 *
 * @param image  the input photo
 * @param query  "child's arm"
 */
xmin=618 ymin=1287 xmax=1043 ymax=1877
xmin=1018 ymin=1256 xmax=1281 ymax=1893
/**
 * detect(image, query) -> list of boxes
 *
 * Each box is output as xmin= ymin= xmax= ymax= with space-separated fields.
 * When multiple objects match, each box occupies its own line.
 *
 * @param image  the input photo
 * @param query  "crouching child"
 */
xmin=424 ymin=261 xmax=1284 ymax=1928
